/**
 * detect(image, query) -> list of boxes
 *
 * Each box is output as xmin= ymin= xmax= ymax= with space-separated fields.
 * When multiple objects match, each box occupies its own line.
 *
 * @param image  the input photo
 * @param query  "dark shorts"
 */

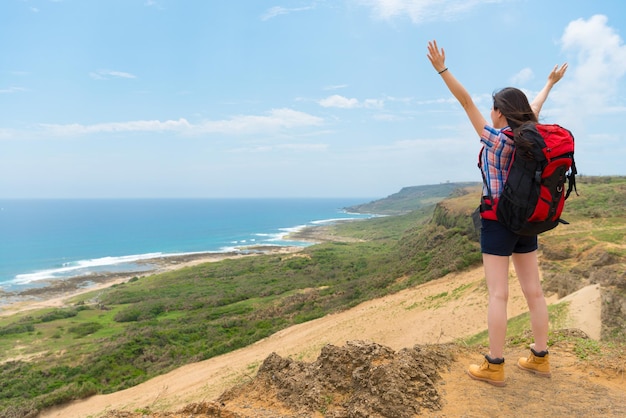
xmin=480 ymin=219 xmax=538 ymax=256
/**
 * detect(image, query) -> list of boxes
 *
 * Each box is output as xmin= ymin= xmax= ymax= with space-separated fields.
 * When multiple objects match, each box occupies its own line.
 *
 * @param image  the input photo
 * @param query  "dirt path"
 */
xmin=437 ymin=343 xmax=626 ymax=417
xmin=40 ymin=264 xmax=624 ymax=417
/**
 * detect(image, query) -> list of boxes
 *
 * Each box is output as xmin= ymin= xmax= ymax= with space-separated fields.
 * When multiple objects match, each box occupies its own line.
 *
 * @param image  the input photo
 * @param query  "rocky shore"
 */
xmin=0 ymin=245 xmax=303 ymax=317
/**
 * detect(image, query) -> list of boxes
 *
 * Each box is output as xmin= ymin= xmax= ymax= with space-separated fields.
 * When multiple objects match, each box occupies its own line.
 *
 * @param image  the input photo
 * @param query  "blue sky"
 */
xmin=1 ymin=0 xmax=625 ymax=198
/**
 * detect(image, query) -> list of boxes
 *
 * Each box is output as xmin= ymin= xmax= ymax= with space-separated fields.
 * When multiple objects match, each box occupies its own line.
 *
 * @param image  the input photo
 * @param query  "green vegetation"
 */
xmin=345 ymin=181 xmax=480 ymax=215
xmin=462 ymin=302 xmax=570 ymax=348
xmin=331 ymin=206 xmax=435 ymax=241
xmin=0 ymin=184 xmax=481 ymax=416
xmin=573 ymin=338 xmax=602 ymax=359
xmin=0 ymin=177 xmax=624 ymax=417
xmin=563 ymin=175 xmax=626 ymax=220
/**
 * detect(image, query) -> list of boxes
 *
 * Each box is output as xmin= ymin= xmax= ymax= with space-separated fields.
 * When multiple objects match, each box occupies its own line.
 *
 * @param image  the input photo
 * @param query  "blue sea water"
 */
xmin=0 ymin=198 xmax=376 ymax=293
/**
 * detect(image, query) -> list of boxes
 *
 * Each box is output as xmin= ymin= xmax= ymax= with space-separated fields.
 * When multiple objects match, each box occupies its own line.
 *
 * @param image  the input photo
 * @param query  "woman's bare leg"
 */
xmin=512 ymin=250 xmax=549 ymax=352
xmin=482 ymin=253 xmax=510 ymax=359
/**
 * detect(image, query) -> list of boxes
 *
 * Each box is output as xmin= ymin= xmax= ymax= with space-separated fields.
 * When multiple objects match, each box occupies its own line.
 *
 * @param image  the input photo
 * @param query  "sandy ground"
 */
xmin=38 ymin=260 xmax=606 ymax=418
xmin=558 ymin=283 xmax=602 ymax=340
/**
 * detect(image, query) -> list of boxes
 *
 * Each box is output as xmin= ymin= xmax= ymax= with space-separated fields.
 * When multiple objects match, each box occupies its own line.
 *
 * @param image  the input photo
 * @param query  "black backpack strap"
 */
xmin=478 ymin=147 xmax=494 ymax=211
xmin=565 ymin=157 xmax=578 ymax=199
xmin=480 ymin=165 xmax=492 ymax=199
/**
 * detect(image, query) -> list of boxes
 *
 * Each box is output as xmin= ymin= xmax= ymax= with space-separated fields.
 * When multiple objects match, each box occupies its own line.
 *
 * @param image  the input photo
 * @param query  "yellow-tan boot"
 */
xmin=467 ymin=355 xmax=505 ymax=387
xmin=517 ymin=344 xmax=551 ymax=377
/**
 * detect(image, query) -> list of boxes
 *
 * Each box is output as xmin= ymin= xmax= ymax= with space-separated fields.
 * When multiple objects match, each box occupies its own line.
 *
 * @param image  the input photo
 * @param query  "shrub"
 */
xmin=68 ymin=322 xmax=103 ymax=338
xmin=114 ymin=307 xmax=142 ymax=322
xmin=39 ymin=309 xmax=78 ymax=322
xmin=0 ymin=323 xmax=35 ymax=336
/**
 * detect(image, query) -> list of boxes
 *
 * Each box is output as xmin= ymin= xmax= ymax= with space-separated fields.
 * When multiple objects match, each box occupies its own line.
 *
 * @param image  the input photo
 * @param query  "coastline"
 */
xmin=0 ymin=198 xmax=374 ymax=316
xmin=0 ymin=220 xmax=358 ymax=318
xmin=0 ymin=245 xmax=304 ymax=318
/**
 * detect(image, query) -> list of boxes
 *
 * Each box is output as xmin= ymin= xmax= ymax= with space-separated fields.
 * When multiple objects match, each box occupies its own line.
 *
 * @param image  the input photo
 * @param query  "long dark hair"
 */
xmin=493 ymin=87 xmax=537 ymax=157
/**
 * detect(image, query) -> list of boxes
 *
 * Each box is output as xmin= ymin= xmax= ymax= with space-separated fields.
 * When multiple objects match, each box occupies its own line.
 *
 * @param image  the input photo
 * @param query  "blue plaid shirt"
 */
xmin=479 ymin=125 xmax=514 ymax=197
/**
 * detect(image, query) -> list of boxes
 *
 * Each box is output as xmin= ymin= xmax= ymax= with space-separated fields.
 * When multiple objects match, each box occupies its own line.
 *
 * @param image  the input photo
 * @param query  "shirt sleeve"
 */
xmin=478 ymin=125 xmax=515 ymax=198
xmin=480 ymin=125 xmax=502 ymax=148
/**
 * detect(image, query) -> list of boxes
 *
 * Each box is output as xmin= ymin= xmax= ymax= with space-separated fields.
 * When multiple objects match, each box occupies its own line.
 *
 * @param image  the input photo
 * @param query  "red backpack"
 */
xmin=479 ymin=123 xmax=577 ymax=236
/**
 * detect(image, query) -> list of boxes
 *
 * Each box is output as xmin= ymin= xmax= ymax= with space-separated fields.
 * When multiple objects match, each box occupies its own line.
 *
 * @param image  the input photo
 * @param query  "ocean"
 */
xmin=0 ymin=198 xmax=376 ymax=293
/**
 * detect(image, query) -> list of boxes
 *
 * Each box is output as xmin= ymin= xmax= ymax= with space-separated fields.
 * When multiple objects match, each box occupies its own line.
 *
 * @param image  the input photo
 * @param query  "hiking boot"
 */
xmin=517 ymin=344 xmax=551 ymax=377
xmin=467 ymin=355 xmax=505 ymax=387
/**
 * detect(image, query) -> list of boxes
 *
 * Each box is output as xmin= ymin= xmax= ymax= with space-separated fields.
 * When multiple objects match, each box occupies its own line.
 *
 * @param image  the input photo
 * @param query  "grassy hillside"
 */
xmin=538 ymin=176 xmax=626 ymax=340
xmin=345 ymin=181 xmax=480 ymax=215
xmin=0 ymin=177 xmax=624 ymax=417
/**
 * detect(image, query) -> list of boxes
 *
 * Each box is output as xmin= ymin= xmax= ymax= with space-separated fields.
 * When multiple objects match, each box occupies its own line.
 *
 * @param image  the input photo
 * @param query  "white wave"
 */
xmin=272 ymin=227 xmax=304 ymax=242
xmin=14 ymin=215 xmax=371 ymax=284
xmin=310 ymin=214 xmax=376 ymax=225
xmin=279 ymin=224 xmax=308 ymax=233
xmin=218 ymin=245 xmax=240 ymax=252
xmin=311 ymin=217 xmax=352 ymax=225
xmin=12 ymin=252 xmax=164 ymax=284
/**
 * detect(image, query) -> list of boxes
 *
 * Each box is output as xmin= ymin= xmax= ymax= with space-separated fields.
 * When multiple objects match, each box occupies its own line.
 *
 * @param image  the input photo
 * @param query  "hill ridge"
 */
xmin=40 ymin=265 xmax=626 ymax=417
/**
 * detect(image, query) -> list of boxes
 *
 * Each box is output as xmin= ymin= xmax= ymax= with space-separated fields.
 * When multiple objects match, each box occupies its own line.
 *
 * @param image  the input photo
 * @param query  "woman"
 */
xmin=426 ymin=40 xmax=567 ymax=386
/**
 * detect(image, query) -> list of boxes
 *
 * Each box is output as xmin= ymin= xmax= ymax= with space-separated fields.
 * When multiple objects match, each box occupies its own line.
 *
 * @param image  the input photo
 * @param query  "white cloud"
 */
xmin=324 ymin=84 xmax=349 ymax=91
xmin=510 ymin=68 xmax=534 ymax=85
xmin=230 ymin=143 xmax=328 ymax=153
xmin=378 ymin=136 xmax=468 ymax=152
xmin=363 ymin=98 xmax=384 ymax=109
xmin=384 ymin=95 xmax=413 ymax=104
xmin=144 ymin=0 xmax=163 ymax=8
xmin=553 ymin=15 xmax=626 ymax=128
xmin=355 ymin=0 xmax=501 ymax=23
xmin=415 ymin=97 xmax=457 ymax=105
xmin=261 ymin=6 xmax=290 ymax=20
xmin=318 ymin=94 xmax=383 ymax=109
xmin=89 ymin=69 xmax=137 ymax=80
xmin=0 ymin=128 xmax=15 ymax=140
xmin=0 ymin=86 xmax=27 ymax=94
xmin=41 ymin=118 xmax=192 ymax=136
xmin=373 ymin=113 xmax=402 ymax=121
xmin=319 ymin=95 xmax=360 ymax=108
xmin=38 ymin=109 xmax=324 ymax=137
xmin=108 ymin=71 xmax=136 ymax=78
xmin=196 ymin=108 xmax=324 ymax=134
xmin=261 ymin=5 xmax=315 ymax=21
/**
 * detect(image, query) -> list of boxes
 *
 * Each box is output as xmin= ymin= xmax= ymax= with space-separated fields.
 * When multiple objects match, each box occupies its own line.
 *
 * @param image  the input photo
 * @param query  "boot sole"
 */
xmin=517 ymin=363 xmax=552 ymax=378
xmin=466 ymin=370 xmax=506 ymax=387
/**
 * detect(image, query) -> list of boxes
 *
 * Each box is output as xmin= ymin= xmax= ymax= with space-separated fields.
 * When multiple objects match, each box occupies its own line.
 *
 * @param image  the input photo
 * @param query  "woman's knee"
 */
xmin=489 ymin=286 xmax=509 ymax=303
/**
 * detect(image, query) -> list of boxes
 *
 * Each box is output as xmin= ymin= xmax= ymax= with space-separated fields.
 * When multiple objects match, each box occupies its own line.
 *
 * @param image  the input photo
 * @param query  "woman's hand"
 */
xmin=426 ymin=40 xmax=486 ymax=136
xmin=427 ymin=40 xmax=447 ymax=73
xmin=547 ymin=63 xmax=568 ymax=85
xmin=531 ymin=63 xmax=568 ymax=117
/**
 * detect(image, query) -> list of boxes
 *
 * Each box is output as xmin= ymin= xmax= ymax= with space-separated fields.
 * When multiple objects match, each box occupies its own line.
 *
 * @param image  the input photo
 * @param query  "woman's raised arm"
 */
xmin=427 ymin=40 xmax=487 ymax=137
xmin=531 ymin=63 xmax=568 ymax=118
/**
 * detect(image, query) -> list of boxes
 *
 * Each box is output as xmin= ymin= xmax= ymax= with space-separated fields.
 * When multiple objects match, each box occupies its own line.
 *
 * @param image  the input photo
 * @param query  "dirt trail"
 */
xmin=40 ymin=265 xmax=625 ymax=418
